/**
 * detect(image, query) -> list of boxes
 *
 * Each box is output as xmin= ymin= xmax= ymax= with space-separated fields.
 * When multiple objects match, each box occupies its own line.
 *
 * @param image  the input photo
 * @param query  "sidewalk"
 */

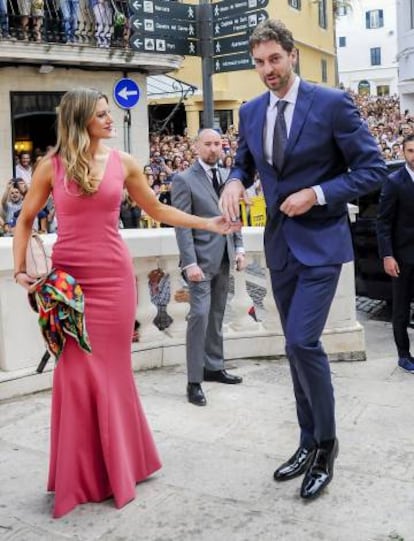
xmin=0 ymin=312 xmax=413 ymax=541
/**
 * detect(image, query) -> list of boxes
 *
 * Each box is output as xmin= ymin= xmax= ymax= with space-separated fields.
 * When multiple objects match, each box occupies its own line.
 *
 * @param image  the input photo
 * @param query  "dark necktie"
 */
xmin=272 ymin=100 xmax=288 ymax=172
xmin=210 ymin=167 xmax=221 ymax=196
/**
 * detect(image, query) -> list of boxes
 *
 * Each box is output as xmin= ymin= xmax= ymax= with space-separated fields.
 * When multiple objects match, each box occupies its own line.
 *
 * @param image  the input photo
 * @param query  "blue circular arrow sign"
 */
xmin=113 ymin=78 xmax=140 ymax=109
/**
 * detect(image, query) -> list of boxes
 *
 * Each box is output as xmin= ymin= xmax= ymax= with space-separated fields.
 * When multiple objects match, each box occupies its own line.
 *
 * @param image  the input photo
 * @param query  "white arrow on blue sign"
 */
xmin=113 ymin=78 xmax=140 ymax=109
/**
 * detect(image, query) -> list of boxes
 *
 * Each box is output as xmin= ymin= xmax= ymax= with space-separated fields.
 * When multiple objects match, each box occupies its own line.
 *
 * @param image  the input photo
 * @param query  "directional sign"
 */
xmin=212 ymin=0 xmax=268 ymax=21
xmin=131 ymin=16 xmax=197 ymax=39
xmin=213 ymin=10 xmax=268 ymax=37
xmin=130 ymin=0 xmax=198 ymax=21
xmin=213 ymin=51 xmax=255 ymax=73
xmin=130 ymin=34 xmax=199 ymax=56
xmin=213 ymin=32 xmax=249 ymax=57
xmin=113 ymin=78 xmax=140 ymax=109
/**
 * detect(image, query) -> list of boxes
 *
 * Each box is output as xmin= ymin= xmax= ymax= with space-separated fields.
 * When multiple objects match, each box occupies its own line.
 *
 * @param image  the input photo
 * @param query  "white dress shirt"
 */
xmin=405 ymin=163 xmax=414 ymax=182
xmin=264 ymin=75 xmax=325 ymax=205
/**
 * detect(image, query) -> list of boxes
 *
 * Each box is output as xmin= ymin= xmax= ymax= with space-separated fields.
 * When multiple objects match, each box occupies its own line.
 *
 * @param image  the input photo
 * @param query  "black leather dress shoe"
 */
xmin=300 ymin=438 xmax=339 ymax=500
xmin=273 ymin=446 xmax=316 ymax=481
xmin=187 ymin=383 xmax=206 ymax=406
xmin=203 ymin=369 xmax=242 ymax=384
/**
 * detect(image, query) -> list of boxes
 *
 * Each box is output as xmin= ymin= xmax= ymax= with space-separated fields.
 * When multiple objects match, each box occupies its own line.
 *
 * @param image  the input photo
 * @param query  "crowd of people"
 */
xmin=0 ymin=0 xmax=130 ymax=47
xmin=1 ymin=92 xmax=413 ymax=236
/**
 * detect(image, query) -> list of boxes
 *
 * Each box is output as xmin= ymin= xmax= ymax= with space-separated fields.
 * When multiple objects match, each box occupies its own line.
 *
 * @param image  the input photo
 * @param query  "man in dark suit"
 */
xmin=171 ymin=129 xmax=245 ymax=407
xmin=220 ymin=20 xmax=387 ymax=500
xmin=377 ymin=134 xmax=414 ymax=373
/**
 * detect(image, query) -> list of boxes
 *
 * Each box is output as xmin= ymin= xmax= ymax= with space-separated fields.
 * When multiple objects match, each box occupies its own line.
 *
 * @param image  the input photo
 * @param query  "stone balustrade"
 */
xmin=0 ymin=220 xmax=365 ymax=400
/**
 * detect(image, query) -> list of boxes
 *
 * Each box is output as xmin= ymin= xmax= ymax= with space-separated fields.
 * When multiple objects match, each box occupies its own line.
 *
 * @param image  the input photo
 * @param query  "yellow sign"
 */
xmin=240 ymin=196 xmax=266 ymax=226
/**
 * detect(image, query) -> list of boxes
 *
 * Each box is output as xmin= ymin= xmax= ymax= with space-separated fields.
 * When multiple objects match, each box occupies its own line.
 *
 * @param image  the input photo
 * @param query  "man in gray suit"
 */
xmin=172 ymin=129 xmax=245 ymax=406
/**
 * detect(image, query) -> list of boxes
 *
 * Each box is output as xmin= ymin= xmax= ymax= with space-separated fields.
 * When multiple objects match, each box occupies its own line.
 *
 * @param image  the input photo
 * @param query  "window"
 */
xmin=370 ymin=47 xmax=381 ymax=66
xmin=366 ymin=10 xmax=384 ymax=29
xmin=358 ymin=80 xmax=371 ymax=95
xmin=377 ymin=85 xmax=390 ymax=97
xmin=319 ymin=0 xmax=327 ymax=28
xmin=288 ymin=0 xmax=301 ymax=9
xmin=337 ymin=4 xmax=347 ymax=16
xmin=295 ymin=48 xmax=301 ymax=76
xmin=338 ymin=36 xmax=346 ymax=47
xmin=411 ymin=0 xmax=414 ymax=29
xmin=321 ymin=59 xmax=327 ymax=82
xmin=199 ymin=110 xmax=233 ymax=134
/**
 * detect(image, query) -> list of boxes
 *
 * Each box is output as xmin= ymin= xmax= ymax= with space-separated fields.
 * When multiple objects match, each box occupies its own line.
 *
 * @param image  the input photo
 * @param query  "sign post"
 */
xmin=125 ymin=0 xmax=270 ymax=130
xmin=113 ymin=78 xmax=141 ymax=153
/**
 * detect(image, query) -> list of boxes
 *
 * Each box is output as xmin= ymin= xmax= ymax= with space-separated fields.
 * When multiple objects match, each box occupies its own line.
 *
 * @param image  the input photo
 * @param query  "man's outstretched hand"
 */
xmin=219 ymin=179 xmax=250 ymax=223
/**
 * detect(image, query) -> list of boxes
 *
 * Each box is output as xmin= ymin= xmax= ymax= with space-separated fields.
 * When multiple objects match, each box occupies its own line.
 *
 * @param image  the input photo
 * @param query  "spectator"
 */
xmin=1 ymin=179 xmax=24 ymax=234
xmin=90 ymin=0 xmax=112 ymax=48
xmin=120 ymin=190 xmax=141 ymax=228
xmin=17 ymin=0 xmax=44 ymax=41
xmin=15 ymin=152 xmax=33 ymax=185
xmin=0 ymin=0 xmax=12 ymax=39
xmin=60 ymin=0 xmax=80 ymax=43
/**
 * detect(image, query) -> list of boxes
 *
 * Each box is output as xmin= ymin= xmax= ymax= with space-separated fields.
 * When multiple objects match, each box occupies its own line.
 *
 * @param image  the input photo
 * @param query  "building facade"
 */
xmin=335 ymin=0 xmax=398 ymax=97
xmin=397 ymin=0 xmax=414 ymax=113
xmin=0 ymin=0 xmax=338 ymax=181
xmin=0 ymin=3 xmax=183 ymax=186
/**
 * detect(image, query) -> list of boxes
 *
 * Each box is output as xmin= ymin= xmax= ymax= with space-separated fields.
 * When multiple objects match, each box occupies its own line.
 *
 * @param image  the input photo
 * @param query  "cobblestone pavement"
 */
xmin=1 ymin=301 xmax=414 ymax=540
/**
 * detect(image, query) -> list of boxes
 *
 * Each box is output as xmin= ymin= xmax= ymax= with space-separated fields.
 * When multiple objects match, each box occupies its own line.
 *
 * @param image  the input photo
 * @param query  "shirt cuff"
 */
xmin=182 ymin=262 xmax=197 ymax=271
xmin=312 ymin=185 xmax=326 ymax=206
xmin=226 ymin=177 xmax=243 ymax=184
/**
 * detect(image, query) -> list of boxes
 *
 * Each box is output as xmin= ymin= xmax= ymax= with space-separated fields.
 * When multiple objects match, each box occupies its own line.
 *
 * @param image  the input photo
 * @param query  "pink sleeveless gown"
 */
xmin=48 ymin=150 xmax=161 ymax=518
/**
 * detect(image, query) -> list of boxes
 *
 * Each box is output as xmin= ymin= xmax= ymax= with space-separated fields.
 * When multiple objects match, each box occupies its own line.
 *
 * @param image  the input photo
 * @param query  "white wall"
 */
xmin=336 ymin=0 xmax=398 ymax=95
xmin=397 ymin=0 xmax=414 ymax=114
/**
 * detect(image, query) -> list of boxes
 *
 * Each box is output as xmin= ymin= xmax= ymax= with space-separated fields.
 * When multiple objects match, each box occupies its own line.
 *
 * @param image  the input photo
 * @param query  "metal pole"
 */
xmin=199 ymin=0 xmax=214 ymax=128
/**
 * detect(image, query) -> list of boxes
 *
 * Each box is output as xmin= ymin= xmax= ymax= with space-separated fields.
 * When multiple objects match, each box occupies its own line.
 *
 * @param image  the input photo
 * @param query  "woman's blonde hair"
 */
xmin=53 ymin=87 xmax=108 ymax=196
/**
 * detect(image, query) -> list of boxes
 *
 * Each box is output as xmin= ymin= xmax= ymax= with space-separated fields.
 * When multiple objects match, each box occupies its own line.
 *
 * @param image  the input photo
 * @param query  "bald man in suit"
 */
xmin=172 ymin=129 xmax=245 ymax=407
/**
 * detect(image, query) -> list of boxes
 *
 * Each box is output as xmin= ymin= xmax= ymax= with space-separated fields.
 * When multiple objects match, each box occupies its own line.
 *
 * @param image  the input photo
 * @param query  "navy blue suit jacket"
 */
xmin=377 ymin=165 xmax=414 ymax=264
xmin=231 ymin=80 xmax=387 ymax=270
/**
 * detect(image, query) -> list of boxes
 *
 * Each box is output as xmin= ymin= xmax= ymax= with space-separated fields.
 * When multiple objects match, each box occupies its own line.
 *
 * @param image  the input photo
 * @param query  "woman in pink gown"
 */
xmin=13 ymin=88 xmax=236 ymax=518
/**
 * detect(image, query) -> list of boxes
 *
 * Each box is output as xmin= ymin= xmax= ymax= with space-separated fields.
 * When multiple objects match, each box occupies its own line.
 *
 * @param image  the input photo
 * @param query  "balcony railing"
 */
xmin=0 ymin=0 xmax=131 ymax=49
xmin=0 ymin=226 xmax=366 ymax=401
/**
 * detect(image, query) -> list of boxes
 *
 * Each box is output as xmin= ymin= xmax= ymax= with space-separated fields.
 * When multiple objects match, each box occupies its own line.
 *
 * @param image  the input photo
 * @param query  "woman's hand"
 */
xmin=206 ymin=215 xmax=241 ymax=235
xmin=15 ymin=271 xmax=36 ymax=291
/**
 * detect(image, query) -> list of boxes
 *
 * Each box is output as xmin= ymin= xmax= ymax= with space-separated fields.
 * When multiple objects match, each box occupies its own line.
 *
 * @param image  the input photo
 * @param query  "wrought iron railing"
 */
xmin=0 ymin=0 xmax=131 ymax=48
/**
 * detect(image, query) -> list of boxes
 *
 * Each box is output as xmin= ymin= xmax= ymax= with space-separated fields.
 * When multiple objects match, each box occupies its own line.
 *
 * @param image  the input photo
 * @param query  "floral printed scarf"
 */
xmin=28 ymin=270 xmax=92 ymax=360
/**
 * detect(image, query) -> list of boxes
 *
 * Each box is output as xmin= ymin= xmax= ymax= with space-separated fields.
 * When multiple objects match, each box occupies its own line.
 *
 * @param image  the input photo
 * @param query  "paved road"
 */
xmin=0 ymin=312 xmax=413 ymax=541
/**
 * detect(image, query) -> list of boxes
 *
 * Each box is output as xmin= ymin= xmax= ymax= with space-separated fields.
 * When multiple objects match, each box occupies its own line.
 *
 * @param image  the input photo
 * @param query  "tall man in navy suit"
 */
xmin=220 ymin=20 xmax=387 ymax=500
xmin=377 ymin=134 xmax=414 ymax=373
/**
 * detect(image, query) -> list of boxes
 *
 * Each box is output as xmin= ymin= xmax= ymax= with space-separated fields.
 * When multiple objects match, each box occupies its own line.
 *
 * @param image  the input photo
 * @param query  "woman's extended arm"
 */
xmin=122 ymin=152 xmax=237 ymax=234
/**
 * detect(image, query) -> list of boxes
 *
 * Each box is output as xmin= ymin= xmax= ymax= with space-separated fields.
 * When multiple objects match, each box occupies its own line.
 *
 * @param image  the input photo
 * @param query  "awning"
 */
xmin=147 ymin=74 xmax=199 ymax=99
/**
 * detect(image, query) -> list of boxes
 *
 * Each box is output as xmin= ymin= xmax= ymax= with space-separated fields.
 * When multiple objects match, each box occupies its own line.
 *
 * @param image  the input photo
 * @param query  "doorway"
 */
xmin=11 ymin=91 xmax=64 ymax=169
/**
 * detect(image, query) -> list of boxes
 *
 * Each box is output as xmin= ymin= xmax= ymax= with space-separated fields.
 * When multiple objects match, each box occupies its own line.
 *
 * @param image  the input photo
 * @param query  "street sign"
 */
xmin=130 ymin=34 xmax=199 ymax=56
xmin=129 ymin=0 xmax=198 ymax=21
xmin=213 ymin=51 xmax=255 ymax=73
xmin=212 ymin=0 xmax=268 ymax=21
xmin=213 ymin=10 xmax=269 ymax=37
xmin=130 ymin=16 xmax=197 ymax=39
xmin=213 ymin=32 xmax=249 ymax=56
xmin=113 ymin=78 xmax=140 ymax=109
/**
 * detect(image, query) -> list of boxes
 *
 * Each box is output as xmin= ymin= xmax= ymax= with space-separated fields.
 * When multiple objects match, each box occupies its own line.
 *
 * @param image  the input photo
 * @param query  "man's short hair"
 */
xmin=402 ymin=134 xmax=414 ymax=149
xmin=249 ymin=19 xmax=295 ymax=54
